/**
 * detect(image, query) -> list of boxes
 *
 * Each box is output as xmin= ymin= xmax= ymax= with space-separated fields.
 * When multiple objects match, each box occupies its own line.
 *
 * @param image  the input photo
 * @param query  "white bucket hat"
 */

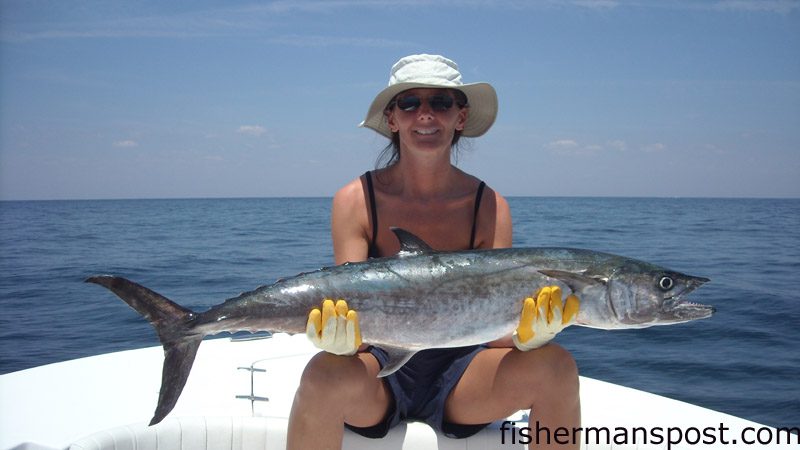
xmin=360 ymin=54 xmax=498 ymax=139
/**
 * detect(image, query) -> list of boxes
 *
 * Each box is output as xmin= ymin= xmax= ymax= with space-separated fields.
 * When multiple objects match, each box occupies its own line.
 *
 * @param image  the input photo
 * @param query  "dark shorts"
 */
xmin=345 ymin=345 xmax=491 ymax=439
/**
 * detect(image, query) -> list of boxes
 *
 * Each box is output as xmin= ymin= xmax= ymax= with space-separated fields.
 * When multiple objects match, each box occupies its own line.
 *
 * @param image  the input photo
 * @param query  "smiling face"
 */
xmin=385 ymin=88 xmax=469 ymax=154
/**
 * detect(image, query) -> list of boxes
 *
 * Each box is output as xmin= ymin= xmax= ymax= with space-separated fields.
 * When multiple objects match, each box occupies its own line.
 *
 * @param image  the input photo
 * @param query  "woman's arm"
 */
xmin=491 ymin=191 xmax=513 ymax=249
xmin=331 ymin=177 xmax=371 ymax=265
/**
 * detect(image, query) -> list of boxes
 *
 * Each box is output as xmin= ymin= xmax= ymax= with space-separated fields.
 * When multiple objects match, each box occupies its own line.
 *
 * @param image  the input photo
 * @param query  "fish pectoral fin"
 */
xmin=538 ymin=269 xmax=607 ymax=292
xmin=376 ymin=345 xmax=418 ymax=377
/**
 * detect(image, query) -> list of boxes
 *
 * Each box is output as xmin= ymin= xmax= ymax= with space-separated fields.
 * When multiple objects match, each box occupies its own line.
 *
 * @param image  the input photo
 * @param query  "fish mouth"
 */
xmin=670 ymin=300 xmax=715 ymax=320
xmin=665 ymin=276 xmax=714 ymax=320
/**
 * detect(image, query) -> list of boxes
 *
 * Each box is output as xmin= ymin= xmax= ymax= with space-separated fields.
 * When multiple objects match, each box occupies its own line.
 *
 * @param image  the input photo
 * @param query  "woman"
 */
xmin=287 ymin=54 xmax=580 ymax=450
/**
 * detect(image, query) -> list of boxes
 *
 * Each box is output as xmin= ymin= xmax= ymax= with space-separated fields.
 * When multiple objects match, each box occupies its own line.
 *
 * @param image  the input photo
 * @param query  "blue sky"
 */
xmin=1 ymin=0 xmax=798 ymax=199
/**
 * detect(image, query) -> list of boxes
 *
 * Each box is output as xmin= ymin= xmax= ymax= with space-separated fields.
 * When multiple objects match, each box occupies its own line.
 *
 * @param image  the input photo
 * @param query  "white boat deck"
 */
xmin=1 ymin=334 xmax=795 ymax=449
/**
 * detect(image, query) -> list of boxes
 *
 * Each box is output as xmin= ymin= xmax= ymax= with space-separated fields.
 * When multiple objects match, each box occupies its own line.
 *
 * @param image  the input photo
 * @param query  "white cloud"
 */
xmin=607 ymin=140 xmax=627 ymax=152
xmin=642 ymin=143 xmax=667 ymax=153
xmin=548 ymin=139 xmax=580 ymax=149
xmin=237 ymin=125 xmax=267 ymax=137
xmin=545 ymin=138 xmax=636 ymax=155
xmin=703 ymin=144 xmax=728 ymax=155
xmin=569 ymin=0 xmax=620 ymax=10
xmin=113 ymin=140 xmax=138 ymax=148
xmin=545 ymin=139 xmax=596 ymax=155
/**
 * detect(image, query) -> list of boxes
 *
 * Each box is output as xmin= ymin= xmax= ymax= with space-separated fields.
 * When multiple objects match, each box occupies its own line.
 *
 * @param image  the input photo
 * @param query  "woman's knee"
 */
xmin=293 ymin=352 xmax=390 ymax=427
xmin=546 ymin=344 xmax=578 ymax=380
xmin=295 ymin=352 xmax=379 ymax=402
xmin=519 ymin=344 xmax=579 ymax=390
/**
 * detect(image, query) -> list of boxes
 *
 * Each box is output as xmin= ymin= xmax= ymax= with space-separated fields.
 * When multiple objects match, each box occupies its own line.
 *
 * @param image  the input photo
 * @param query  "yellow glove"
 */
xmin=512 ymin=286 xmax=580 ymax=351
xmin=306 ymin=299 xmax=362 ymax=356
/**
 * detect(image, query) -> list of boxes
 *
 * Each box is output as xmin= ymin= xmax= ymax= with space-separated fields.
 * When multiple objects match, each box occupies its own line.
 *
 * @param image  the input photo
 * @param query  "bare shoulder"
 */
xmin=331 ymin=176 xmax=371 ymax=264
xmin=475 ymin=184 xmax=513 ymax=249
xmin=493 ymin=189 xmax=511 ymax=221
xmin=332 ymin=176 xmax=367 ymax=214
xmin=493 ymin=190 xmax=512 ymax=244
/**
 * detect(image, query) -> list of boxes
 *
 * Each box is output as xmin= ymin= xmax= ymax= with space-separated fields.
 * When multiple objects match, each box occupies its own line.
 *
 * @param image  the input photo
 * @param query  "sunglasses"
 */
xmin=391 ymin=94 xmax=462 ymax=112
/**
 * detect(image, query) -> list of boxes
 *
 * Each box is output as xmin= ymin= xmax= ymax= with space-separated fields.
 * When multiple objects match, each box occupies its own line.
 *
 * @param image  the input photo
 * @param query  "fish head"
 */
xmin=607 ymin=262 xmax=713 ymax=327
xmin=540 ymin=259 xmax=713 ymax=328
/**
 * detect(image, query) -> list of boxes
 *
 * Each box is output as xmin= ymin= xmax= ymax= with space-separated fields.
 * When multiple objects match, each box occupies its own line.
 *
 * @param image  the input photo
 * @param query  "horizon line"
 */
xmin=2 ymin=194 xmax=798 ymax=203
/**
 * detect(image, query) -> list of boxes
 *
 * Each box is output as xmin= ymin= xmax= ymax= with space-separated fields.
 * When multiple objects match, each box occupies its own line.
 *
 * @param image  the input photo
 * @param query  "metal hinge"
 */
xmin=236 ymin=363 xmax=269 ymax=414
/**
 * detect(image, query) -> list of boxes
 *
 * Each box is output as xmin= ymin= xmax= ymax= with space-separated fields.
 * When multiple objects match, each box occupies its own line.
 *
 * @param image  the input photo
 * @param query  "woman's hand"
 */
xmin=512 ymin=286 xmax=580 ymax=351
xmin=306 ymin=299 xmax=362 ymax=356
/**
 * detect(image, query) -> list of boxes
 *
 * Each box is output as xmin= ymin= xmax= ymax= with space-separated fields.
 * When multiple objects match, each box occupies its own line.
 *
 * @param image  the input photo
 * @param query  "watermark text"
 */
xmin=499 ymin=420 xmax=799 ymax=448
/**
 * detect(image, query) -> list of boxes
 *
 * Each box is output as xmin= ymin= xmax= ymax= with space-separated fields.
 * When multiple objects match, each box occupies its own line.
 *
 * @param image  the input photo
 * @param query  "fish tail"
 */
xmin=85 ymin=275 xmax=202 ymax=426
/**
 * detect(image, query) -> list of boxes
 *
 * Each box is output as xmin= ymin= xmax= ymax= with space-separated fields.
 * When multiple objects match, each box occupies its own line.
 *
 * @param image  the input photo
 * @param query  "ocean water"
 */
xmin=0 ymin=197 xmax=798 ymax=429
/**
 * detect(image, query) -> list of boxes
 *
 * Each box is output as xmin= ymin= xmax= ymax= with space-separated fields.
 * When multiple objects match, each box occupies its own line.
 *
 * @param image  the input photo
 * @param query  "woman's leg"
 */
xmin=444 ymin=344 xmax=581 ymax=449
xmin=287 ymin=351 xmax=391 ymax=450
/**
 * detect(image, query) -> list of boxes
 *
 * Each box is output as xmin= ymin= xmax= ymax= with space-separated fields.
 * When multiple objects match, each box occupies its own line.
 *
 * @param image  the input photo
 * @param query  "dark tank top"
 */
xmin=363 ymin=170 xmax=486 ymax=258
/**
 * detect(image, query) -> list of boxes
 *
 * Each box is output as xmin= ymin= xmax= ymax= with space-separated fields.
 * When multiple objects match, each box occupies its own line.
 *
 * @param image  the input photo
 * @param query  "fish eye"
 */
xmin=658 ymin=276 xmax=674 ymax=291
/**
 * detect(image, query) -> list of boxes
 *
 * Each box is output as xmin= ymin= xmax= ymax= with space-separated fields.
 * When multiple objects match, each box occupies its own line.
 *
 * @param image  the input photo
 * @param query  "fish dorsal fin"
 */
xmin=538 ymin=269 xmax=608 ymax=292
xmin=390 ymin=227 xmax=435 ymax=258
xmin=377 ymin=345 xmax=419 ymax=377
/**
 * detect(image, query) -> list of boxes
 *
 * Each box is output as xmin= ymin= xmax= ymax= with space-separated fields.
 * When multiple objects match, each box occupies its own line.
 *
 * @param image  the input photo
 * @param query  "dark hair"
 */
xmin=375 ymin=89 xmax=469 ymax=169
